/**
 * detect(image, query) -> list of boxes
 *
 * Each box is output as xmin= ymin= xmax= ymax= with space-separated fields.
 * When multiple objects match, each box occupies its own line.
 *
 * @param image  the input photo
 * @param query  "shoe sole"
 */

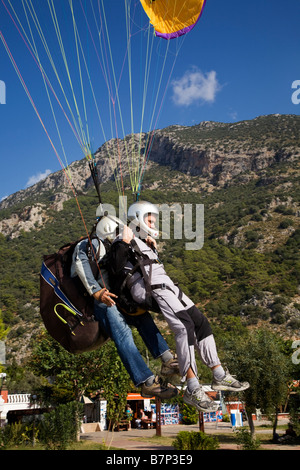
xmin=183 ymin=396 xmax=218 ymax=413
xmin=141 ymin=389 xmax=178 ymax=399
xmin=212 ymin=383 xmax=250 ymax=392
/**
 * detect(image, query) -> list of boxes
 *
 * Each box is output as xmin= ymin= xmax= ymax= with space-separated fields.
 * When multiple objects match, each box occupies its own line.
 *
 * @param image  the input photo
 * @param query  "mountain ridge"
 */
xmin=1 ymin=114 xmax=299 ymax=237
xmin=1 ymin=114 xmax=299 ymax=206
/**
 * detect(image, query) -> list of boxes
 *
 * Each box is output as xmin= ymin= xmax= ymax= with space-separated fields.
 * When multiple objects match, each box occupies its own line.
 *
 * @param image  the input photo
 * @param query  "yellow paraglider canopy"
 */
xmin=140 ymin=0 xmax=206 ymax=39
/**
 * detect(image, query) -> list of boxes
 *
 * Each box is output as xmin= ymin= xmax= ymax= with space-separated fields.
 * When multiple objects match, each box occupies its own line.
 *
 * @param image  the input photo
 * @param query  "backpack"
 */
xmin=40 ymin=237 xmax=109 ymax=354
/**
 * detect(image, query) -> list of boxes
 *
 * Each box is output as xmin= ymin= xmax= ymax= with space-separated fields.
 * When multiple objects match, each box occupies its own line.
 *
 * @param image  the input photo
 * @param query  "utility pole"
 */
xmin=199 ymin=411 xmax=204 ymax=432
xmin=155 ymin=397 xmax=161 ymax=436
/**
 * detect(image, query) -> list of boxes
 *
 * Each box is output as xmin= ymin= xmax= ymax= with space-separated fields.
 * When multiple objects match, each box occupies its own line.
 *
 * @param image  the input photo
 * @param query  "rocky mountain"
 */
xmin=0 ymin=114 xmax=300 ymax=361
xmin=1 ymin=114 xmax=299 ymax=228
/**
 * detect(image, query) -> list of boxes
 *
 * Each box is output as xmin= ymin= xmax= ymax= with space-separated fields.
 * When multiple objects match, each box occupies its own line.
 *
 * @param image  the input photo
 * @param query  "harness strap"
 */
xmin=151 ymin=283 xmax=174 ymax=292
xmin=117 ymin=239 xmax=186 ymax=313
xmin=41 ymin=262 xmax=83 ymax=318
xmin=151 ymin=283 xmax=187 ymax=307
xmin=120 ymin=239 xmax=158 ymax=296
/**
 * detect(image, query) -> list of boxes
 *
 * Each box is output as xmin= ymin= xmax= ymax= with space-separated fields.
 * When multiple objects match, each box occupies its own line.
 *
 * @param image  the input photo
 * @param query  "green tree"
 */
xmin=27 ymin=331 xmax=132 ymax=428
xmin=98 ymin=340 xmax=133 ymax=430
xmin=6 ymin=359 xmax=45 ymax=394
xmin=28 ymin=332 xmax=102 ymax=401
xmin=28 ymin=332 xmax=130 ymax=395
xmin=223 ymin=329 xmax=291 ymax=437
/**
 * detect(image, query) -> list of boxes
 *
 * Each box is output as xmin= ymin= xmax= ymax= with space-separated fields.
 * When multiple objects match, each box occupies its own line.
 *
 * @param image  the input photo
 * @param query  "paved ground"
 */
xmin=80 ymin=419 xmax=300 ymax=451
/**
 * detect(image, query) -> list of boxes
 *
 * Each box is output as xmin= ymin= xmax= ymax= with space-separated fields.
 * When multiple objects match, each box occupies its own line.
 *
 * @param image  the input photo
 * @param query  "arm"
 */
xmin=73 ymin=238 xmax=117 ymax=306
xmin=73 ymin=238 xmax=101 ymax=295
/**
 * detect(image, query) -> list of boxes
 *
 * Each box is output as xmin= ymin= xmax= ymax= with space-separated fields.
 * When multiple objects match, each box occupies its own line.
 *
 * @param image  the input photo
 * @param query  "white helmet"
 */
xmin=127 ymin=200 xmax=159 ymax=239
xmin=96 ymin=215 xmax=124 ymax=241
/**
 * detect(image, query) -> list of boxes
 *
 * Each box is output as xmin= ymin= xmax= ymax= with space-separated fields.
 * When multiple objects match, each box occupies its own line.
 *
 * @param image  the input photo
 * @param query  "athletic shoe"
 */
xmin=141 ymin=375 xmax=178 ymax=399
xmin=160 ymin=358 xmax=180 ymax=377
xmin=183 ymin=387 xmax=219 ymax=412
xmin=212 ymin=371 xmax=250 ymax=392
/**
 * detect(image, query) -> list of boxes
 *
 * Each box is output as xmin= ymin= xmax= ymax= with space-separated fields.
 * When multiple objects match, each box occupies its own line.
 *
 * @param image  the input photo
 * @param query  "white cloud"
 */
xmin=26 ymin=169 xmax=52 ymax=188
xmin=171 ymin=68 xmax=221 ymax=107
xmin=228 ymin=108 xmax=238 ymax=121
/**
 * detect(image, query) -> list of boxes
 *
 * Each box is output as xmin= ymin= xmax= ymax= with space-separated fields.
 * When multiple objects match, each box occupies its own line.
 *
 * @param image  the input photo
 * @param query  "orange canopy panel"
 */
xmin=140 ymin=0 xmax=206 ymax=39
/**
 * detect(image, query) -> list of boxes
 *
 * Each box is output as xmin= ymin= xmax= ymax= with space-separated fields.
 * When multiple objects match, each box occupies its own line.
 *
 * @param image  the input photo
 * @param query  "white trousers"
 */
xmin=131 ymin=279 xmax=221 ymax=378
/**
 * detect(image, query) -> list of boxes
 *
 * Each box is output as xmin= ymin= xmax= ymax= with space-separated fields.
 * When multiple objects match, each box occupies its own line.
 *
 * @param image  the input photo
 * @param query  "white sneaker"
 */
xmin=212 ymin=371 xmax=250 ymax=392
xmin=183 ymin=387 xmax=218 ymax=412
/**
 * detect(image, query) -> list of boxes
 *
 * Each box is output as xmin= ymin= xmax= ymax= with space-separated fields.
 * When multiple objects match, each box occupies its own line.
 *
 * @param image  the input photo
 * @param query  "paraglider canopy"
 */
xmin=140 ymin=0 xmax=207 ymax=39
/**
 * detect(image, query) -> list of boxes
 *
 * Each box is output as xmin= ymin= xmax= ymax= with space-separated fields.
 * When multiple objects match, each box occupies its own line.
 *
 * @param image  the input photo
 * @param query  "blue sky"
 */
xmin=0 ymin=0 xmax=300 ymax=202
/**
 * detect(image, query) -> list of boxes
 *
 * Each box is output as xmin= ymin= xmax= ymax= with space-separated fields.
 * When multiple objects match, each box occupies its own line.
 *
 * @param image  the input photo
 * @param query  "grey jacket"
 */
xmin=70 ymin=237 xmax=110 ymax=296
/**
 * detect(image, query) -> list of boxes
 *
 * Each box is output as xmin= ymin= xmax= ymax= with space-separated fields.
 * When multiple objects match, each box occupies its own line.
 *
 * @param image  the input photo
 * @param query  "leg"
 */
xmin=184 ymin=304 xmax=250 ymax=393
xmin=127 ymin=311 xmax=171 ymax=359
xmin=185 ymin=304 xmax=221 ymax=368
xmin=131 ymin=278 xmax=216 ymax=373
xmin=93 ymin=302 xmax=153 ymax=386
xmin=151 ymin=287 xmax=199 ymax=378
xmin=128 ymin=311 xmax=179 ymax=377
xmin=94 ymin=301 xmax=178 ymax=398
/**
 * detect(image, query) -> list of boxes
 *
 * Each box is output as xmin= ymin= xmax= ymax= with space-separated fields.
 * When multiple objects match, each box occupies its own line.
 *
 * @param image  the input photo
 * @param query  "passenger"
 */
xmin=109 ymin=201 xmax=250 ymax=412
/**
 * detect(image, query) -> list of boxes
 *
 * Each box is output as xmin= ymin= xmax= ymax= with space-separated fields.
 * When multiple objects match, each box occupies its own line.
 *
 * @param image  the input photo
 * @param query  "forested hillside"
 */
xmin=0 ymin=114 xmax=299 ymax=362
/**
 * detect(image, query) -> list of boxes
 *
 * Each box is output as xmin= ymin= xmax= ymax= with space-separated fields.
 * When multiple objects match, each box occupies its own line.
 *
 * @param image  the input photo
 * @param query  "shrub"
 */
xmin=235 ymin=428 xmax=261 ymax=450
xmin=172 ymin=431 xmax=219 ymax=451
xmin=39 ymin=401 xmax=83 ymax=450
xmin=278 ymin=219 xmax=293 ymax=229
xmin=181 ymin=403 xmax=199 ymax=425
xmin=245 ymin=230 xmax=260 ymax=242
xmin=222 ymin=413 xmax=230 ymax=422
xmin=0 ymin=422 xmax=32 ymax=448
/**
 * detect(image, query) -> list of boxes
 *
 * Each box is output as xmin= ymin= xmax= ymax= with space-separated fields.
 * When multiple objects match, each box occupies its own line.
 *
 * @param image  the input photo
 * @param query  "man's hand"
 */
xmin=122 ymin=225 xmax=134 ymax=244
xmin=93 ymin=288 xmax=117 ymax=306
xmin=146 ymin=236 xmax=157 ymax=250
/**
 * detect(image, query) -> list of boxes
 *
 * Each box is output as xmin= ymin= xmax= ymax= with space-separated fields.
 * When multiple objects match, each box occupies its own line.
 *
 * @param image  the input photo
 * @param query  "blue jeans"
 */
xmin=94 ymin=302 xmax=170 ymax=386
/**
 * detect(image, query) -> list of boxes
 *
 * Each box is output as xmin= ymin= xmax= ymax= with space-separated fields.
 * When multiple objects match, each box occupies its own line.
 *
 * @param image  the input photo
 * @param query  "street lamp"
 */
xmin=31 ymin=394 xmax=38 ymax=447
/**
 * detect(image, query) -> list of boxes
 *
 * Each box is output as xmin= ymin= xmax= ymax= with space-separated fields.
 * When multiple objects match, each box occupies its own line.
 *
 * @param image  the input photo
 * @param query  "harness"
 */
xmin=121 ymin=240 xmax=159 ymax=296
xmin=117 ymin=238 xmax=187 ymax=313
xmin=39 ymin=236 xmax=109 ymax=353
